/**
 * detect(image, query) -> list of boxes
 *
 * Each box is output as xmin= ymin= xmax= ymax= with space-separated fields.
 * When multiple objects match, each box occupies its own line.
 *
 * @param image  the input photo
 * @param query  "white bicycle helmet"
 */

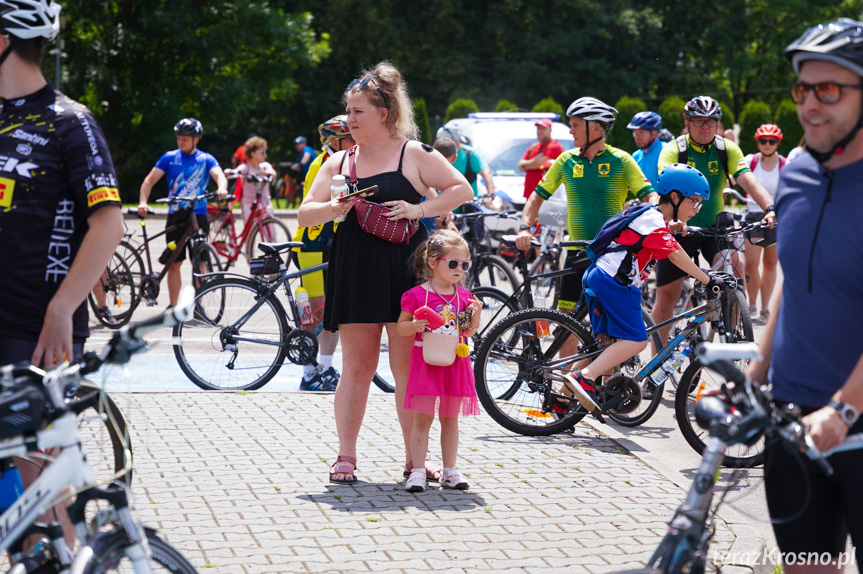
xmin=566 ymin=97 xmax=618 ymax=126
xmin=0 ymin=0 xmax=61 ymax=40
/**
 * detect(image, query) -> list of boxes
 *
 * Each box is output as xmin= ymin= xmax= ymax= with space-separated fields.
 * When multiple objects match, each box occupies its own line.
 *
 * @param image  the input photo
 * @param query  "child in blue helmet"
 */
xmin=562 ymin=164 xmax=719 ymax=417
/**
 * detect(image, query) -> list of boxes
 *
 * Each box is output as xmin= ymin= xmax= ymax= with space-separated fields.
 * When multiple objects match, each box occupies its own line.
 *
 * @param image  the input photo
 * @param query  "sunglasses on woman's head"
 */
xmin=439 ymin=257 xmax=472 ymax=271
xmin=347 ymin=77 xmax=389 ymax=107
xmin=790 ymin=81 xmax=863 ymax=105
xmin=757 ymin=138 xmax=778 ymax=146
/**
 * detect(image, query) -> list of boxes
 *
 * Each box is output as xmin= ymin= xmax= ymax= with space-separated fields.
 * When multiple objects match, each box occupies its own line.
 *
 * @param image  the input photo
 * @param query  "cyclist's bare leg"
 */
xmin=745 ymin=243 xmax=763 ymax=310
xmin=331 ymin=323 xmax=381 ymax=481
xmin=760 ymin=245 xmax=778 ymax=313
xmin=581 ymin=339 xmax=647 ymax=381
xmin=651 ymin=276 xmax=685 ymax=354
xmin=167 ymin=260 xmax=183 ymax=306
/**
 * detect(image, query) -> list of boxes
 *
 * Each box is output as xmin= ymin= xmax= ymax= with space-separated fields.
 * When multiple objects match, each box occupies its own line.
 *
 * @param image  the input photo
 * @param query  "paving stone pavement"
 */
xmin=103 ymin=390 xmax=769 ymax=574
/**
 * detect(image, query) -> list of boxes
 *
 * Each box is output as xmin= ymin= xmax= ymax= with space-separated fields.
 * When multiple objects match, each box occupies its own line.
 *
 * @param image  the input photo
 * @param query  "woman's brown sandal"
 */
xmin=329 ymin=455 xmax=358 ymax=484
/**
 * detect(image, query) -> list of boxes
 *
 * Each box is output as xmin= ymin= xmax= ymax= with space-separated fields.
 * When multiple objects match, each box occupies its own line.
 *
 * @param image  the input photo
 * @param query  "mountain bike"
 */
xmin=451 ymin=203 xmax=520 ymax=294
xmin=207 ymin=173 xmax=291 ymax=267
xmin=616 ymin=342 xmax=863 ymax=574
xmin=472 ymin=274 xmax=742 ymax=435
xmin=171 ymin=241 xmax=395 ymax=393
xmin=0 ymin=293 xmax=198 ymax=573
xmin=88 ymin=193 xmax=223 ymax=329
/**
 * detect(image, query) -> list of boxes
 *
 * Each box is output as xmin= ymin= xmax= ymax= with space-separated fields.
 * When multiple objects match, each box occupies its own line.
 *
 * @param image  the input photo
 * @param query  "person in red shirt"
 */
xmin=518 ymin=119 xmax=564 ymax=198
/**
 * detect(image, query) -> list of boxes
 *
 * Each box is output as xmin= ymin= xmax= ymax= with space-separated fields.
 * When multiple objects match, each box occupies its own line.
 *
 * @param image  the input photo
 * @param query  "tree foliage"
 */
xmin=531 ymin=97 xmax=565 ymax=117
xmin=774 ymin=99 xmax=804 ymax=156
xmin=738 ymin=100 xmax=774 ymax=155
xmin=658 ymin=97 xmax=687 ymax=138
xmin=608 ymin=96 xmax=647 ymax=152
xmin=444 ymin=98 xmax=480 ymax=123
xmin=495 ymin=99 xmax=520 ymax=113
xmin=414 ymin=98 xmax=432 ymax=144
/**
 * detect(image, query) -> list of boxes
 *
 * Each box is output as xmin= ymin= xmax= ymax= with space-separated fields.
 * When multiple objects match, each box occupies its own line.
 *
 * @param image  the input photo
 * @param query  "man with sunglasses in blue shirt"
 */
xmin=746 ymin=18 xmax=863 ymax=573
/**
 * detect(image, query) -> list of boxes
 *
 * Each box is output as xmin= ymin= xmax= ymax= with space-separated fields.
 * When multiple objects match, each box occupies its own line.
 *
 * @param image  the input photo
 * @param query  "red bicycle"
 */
xmin=208 ymin=173 xmax=292 ymax=268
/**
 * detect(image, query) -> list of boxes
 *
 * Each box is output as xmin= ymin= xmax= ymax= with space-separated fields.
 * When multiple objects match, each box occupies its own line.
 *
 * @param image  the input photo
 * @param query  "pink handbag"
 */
xmin=347 ymin=146 xmax=418 ymax=244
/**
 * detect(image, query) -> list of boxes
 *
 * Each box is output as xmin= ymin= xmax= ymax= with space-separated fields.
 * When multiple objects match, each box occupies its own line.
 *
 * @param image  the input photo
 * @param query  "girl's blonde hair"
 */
xmin=413 ymin=230 xmax=470 ymax=284
xmin=343 ymin=61 xmax=419 ymax=140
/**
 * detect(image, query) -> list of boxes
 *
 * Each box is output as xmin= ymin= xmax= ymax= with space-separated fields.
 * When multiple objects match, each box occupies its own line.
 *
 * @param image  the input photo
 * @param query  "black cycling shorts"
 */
xmin=655 ymin=234 xmax=721 ymax=287
xmin=557 ymin=250 xmax=589 ymax=310
xmin=165 ymin=212 xmax=210 ymax=262
xmin=764 ymin=405 xmax=863 ymax=564
xmin=744 ymin=211 xmax=777 ymax=246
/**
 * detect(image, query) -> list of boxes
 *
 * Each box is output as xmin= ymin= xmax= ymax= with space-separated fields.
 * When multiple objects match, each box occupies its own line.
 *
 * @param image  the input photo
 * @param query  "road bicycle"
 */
xmin=171 ymin=241 xmax=395 ymax=393
xmin=88 ymin=193 xmax=224 ymax=329
xmin=616 ymin=342 xmax=863 ymax=574
xmin=208 ymin=173 xmax=291 ymax=267
xmin=472 ymin=273 xmax=745 ymax=436
xmin=0 ymin=293 xmax=198 ymax=573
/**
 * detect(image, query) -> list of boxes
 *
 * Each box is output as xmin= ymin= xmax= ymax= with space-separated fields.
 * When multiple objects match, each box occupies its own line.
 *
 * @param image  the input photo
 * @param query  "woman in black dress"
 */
xmin=298 ymin=61 xmax=473 ymax=483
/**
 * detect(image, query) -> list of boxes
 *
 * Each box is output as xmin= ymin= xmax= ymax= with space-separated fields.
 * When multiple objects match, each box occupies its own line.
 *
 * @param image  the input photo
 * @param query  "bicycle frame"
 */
xmin=209 ymin=180 xmax=273 ymax=263
xmin=128 ymin=206 xmax=206 ymax=286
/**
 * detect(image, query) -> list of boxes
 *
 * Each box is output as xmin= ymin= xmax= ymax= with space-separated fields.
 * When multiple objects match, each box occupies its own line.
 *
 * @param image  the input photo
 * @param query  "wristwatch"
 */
xmin=518 ymin=224 xmax=531 ymax=232
xmin=765 ymin=204 xmax=776 ymax=213
xmin=827 ymin=400 xmax=859 ymax=426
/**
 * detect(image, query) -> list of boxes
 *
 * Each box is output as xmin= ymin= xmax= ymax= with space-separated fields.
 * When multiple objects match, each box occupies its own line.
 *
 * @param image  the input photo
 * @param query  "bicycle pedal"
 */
xmin=146 ymin=299 xmax=158 ymax=307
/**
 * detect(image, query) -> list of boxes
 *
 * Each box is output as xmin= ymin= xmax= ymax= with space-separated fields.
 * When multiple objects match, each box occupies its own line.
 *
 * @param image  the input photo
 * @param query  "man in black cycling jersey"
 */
xmin=0 ymin=0 xmax=123 ymax=367
xmin=0 ymin=0 xmax=124 ymax=547
xmin=747 ymin=18 xmax=863 ymax=572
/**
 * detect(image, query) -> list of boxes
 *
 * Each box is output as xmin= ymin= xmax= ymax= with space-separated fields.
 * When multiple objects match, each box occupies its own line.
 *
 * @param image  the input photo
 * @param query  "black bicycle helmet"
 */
xmin=174 ymin=118 xmax=203 ymax=138
xmin=683 ymin=96 xmax=722 ymax=120
xmin=785 ymin=18 xmax=863 ymax=77
xmin=785 ymin=18 xmax=863 ymax=163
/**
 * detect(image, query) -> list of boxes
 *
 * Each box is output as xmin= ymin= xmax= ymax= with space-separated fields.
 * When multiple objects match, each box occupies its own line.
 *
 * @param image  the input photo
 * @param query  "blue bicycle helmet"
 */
xmin=656 ymin=164 xmax=710 ymax=200
xmin=627 ymin=111 xmax=662 ymax=131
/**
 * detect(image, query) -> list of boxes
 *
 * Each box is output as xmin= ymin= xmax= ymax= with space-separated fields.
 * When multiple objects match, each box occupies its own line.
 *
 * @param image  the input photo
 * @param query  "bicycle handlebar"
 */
xmin=683 ymin=219 xmax=771 ymax=239
xmin=722 ymin=188 xmax=753 ymax=204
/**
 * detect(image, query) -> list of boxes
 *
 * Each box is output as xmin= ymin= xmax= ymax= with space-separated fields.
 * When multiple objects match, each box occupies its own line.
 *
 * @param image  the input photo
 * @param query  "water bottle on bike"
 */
xmin=649 ymin=347 xmax=691 ymax=386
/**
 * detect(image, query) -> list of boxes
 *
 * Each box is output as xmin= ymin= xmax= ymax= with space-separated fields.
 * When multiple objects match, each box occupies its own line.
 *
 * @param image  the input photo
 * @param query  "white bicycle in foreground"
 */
xmin=0 ymin=288 xmax=198 ymax=573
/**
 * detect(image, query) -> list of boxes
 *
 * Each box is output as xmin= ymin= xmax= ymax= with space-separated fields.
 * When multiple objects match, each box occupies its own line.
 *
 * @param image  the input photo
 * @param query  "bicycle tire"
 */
xmin=606 ymin=309 xmax=667 ymax=427
xmin=470 ymin=286 xmax=522 ymax=348
xmin=528 ymin=254 xmax=561 ymax=309
xmin=674 ymin=359 xmax=765 ymax=468
xmin=70 ymin=382 xmax=132 ymax=485
xmin=71 ymin=528 xmax=197 ymax=574
xmin=470 ymin=253 xmax=519 ymax=294
xmin=372 ymin=373 xmax=395 ymax=393
xmin=88 ymin=251 xmax=136 ymax=329
xmin=173 ymin=277 xmax=288 ymax=391
xmin=191 ymin=242 xmax=222 ymax=290
xmin=722 ymin=289 xmax=754 ymax=344
xmin=473 ymin=308 xmax=594 ymax=435
xmin=246 ymin=217 xmax=292 ymax=261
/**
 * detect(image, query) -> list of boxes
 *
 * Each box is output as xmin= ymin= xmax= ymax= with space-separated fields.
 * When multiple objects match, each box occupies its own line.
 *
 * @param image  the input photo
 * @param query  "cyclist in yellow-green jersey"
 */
xmin=651 ymin=95 xmax=776 ymax=347
xmin=516 ymin=97 xmax=654 ymax=310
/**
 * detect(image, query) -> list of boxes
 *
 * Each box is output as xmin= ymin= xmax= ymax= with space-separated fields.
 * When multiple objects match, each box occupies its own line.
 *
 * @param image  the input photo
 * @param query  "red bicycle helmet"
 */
xmin=754 ymin=124 xmax=783 ymax=140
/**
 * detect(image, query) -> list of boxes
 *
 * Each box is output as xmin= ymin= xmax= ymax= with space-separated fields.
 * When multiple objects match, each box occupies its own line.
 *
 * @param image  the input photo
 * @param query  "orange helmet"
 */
xmin=754 ymin=124 xmax=783 ymax=140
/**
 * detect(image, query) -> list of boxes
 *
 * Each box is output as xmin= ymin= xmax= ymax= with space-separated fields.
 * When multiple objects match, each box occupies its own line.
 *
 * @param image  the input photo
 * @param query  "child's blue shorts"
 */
xmin=582 ymin=265 xmax=648 ymax=342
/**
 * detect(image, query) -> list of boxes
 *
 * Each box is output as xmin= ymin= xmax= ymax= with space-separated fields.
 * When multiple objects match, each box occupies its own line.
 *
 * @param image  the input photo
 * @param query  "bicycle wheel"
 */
xmin=470 ymin=254 xmax=519 ymax=294
xmin=528 ymin=254 xmax=561 ymax=309
xmin=208 ymin=210 xmax=238 ymax=267
xmin=173 ymin=278 xmax=288 ymax=391
xmin=473 ymin=308 xmax=593 ymax=435
xmin=88 ymin=252 xmax=136 ymax=329
xmin=190 ymin=242 xmax=222 ymax=291
xmin=72 ymin=528 xmax=196 ymax=574
xmin=69 ymin=382 xmax=132 ymax=485
xmin=246 ymin=217 xmax=292 ymax=261
xmin=607 ymin=308 xmax=667 ymax=427
xmin=721 ymin=289 xmax=754 ymax=343
xmin=372 ymin=372 xmax=395 ymax=393
xmin=674 ymin=359 xmax=765 ymax=468
xmin=470 ymin=286 xmax=521 ymax=347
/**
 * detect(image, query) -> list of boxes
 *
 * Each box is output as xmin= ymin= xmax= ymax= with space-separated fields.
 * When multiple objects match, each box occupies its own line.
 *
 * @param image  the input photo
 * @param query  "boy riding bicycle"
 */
xmin=564 ymin=164 xmax=724 ymax=413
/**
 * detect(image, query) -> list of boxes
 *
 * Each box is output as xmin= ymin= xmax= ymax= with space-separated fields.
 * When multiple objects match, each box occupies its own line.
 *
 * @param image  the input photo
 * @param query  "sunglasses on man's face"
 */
xmin=757 ymin=138 xmax=778 ymax=146
xmin=790 ymin=81 xmax=863 ymax=105
xmin=439 ymin=257 xmax=472 ymax=271
xmin=347 ymin=77 xmax=389 ymax=108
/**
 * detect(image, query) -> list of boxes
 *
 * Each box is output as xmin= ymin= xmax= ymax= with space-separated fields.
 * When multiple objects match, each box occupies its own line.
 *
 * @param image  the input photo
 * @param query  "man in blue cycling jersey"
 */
xmin=138 ymin=118 xmax=228 ymax=307
xmin=626 ymin=111 xmax=664 ymax=186
xmin=748 ymin=18 xmax=863 ymax=572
